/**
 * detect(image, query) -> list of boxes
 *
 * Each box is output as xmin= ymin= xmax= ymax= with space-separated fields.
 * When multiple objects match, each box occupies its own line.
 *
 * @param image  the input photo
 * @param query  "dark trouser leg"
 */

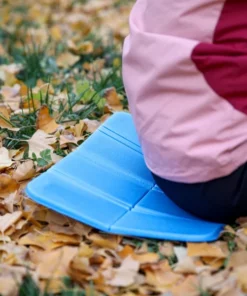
xmin=151 ymin=163 xmax=247 ymax=224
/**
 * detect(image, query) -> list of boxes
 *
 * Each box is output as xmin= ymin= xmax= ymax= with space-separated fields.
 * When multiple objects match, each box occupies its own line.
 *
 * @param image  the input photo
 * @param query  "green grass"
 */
xmin=17 ymin=275 xmax=86 ymax=296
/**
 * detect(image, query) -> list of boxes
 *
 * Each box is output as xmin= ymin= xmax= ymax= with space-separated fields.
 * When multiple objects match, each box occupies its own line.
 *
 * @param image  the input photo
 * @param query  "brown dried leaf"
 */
xmin=0 ymin=174 xmax=19 ymax=198
xmin=56 ymin=52 xmax=80 ymax=68
xmin=13 ymin=160 xmax=36 ymax=181
xmin=89 ymin=233 xmax=120 ymax=250
xmin=187 ymin=242 xmax=229 ymax=258
xmin=18 ymin=230 xmax=81 ymax=251
xmin=27 ymin=130 xmax=61 ymax=163
xmin=0 ymin=211 xmax=22 ymax=233
xmin=0 ymin=106 xmax=12 ymax=129
xmin=106 ymin=256 xmax=140 ymax=287
xmin=145 ymin=269 xmax=183 ymax=291
xmin=132 ymin=253 xmax=159 ymax=264
xmin=228 ymin=251 xmax=247 ymax=268
xmin=104 ymin=87 xmax=123 ymax=110
xmin=170 ymin=275 xmax=200 ymax=296
xmin=36 ymin=105 xmax=59 ymax=134
xmin=35 ymin=246 xmax=78 ymax=279
xmin=0 ymin=148 xmax=13 ymax=171
xmin=0 ymin=277 xmax=19 ymax=296
xmin=118 ymin=245 xmax=134 ymax=259
xmin=83 ymin=119 xmax=101 ymax=133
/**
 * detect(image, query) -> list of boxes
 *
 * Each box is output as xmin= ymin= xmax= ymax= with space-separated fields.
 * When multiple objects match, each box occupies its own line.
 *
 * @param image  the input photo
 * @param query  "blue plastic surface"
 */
xmin=26 ymin=112 xmax=224 ymax=242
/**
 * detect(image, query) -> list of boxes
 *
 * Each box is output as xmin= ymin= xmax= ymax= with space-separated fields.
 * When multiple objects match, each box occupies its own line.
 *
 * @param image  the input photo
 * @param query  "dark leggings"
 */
xmin=151 ymin=163 xmax=247 ymax=224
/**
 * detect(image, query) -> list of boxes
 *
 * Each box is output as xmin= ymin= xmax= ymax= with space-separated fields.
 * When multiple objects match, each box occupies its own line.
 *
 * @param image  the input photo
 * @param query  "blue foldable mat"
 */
xmin=26 ymin=112 xmax=224 ymax=242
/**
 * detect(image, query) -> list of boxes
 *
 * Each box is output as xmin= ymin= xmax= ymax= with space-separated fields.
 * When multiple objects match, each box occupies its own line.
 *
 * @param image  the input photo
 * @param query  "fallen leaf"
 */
xmin=132 ymin=253 xmax=159 ymax=264
xmin=187 ymin=242 xmax=229 ymax=258
xmin=3 ymin=191 xmax=21 ymax=213
xmin=104 ymin=87 xmax=123 ymax=110
xmin=145 ymin=269 xmax=183 ymax=292
xmin=0 ymin=174 xmax=19 ymax=198
xmin=202 ymin=257 xmax=225 ymax=269
xmin=0 ymin=148 xmax=13 ymax=171
xmin=0 ymin=106 xmax=12 ymax=129
xmin=0 ymin=211 xmax=22 ymax=233
xmin=118 ymin=245 xmax=134 ymax=259
xmin=36 ymin=105 xmax=59 ymax=134
xmin=56 ymin=52 xmax=80 ymax=68
xmin=27 ymin=130 xmax=61 ymax=163
xmin=89 ymin=233 xmax=120 ymax=250
xmin=107 ymin=256 xmax=140 ymax=287
xmin=0 ymin=242 xmax=28 ymax=266
xmin=68 ymin=40 xmax=94 ymax=55
xmin=170 ymin=275 xmax=199 ymax=296
xmin=200 ymin=270 xmax=231 ymax=292
xmin=228 ymin=251 xmax=247 ymax=268
xmin=13 ymin=160 xmax=36 ymax=181
xmin=18 ymin=230 xmax=81 ymax=251
xmin=50 ymin=25 xmax=62 ymax=41
xmin=83 ymin=118 xmax=101 ymax=133
xmin=0 ymin=277 xmax=19 ymax=296
xmin=74 ymin=120 xmax=87 ymax=137
xmin=34 ymin=246 xmax=78 ymax=279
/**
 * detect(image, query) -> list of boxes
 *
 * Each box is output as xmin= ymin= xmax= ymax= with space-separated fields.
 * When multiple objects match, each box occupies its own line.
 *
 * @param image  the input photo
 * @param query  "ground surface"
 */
xmin=0 ymin=0 xmax=247 ymax=295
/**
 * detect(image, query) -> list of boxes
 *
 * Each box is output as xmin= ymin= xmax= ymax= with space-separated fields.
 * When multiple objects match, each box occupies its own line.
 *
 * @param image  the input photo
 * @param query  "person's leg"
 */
xmin=151 ymin=163 xmax=247 ymax=224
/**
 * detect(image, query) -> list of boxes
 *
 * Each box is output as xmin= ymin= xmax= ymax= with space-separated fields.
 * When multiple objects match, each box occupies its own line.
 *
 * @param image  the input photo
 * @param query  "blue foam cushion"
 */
xmin=26 ymin=112 xmax=224 ymax=242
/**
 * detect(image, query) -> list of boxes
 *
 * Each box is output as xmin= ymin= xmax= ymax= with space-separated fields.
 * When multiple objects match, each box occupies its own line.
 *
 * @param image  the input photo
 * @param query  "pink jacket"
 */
xmin=122 ymin=0 xmax=247 ymax=183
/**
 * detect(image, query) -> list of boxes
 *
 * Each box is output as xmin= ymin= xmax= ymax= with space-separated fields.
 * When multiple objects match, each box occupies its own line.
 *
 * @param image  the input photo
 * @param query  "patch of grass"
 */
xmin=17 ymin=275 xmax=86 ymax=296
xmin=19 ymin=275 xmax=40 ymax=296
xmin=1 ymin=110 xmax=36 ymax=149
xmin=199 ymin=290 xmax=213 ymax=296
xmin=15 ymin=41 xmax=58 ymax=87
xmin=114 ymin=0 xmax=131 ymax=8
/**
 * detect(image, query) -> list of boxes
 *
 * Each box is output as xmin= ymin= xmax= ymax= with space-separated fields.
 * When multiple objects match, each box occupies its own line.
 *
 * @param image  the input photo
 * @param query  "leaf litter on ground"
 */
xmin=0 ymin=0 xmax=247 ymax=295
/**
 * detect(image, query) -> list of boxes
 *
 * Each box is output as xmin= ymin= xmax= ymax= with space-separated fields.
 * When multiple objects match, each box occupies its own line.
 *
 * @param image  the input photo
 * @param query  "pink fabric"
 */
xmin=122 ymin=0 xmax=247 ymax=183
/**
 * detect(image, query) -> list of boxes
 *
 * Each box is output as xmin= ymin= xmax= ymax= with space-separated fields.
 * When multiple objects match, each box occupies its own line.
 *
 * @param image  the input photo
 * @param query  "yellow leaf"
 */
xmin=0 ymin=148 xmax=13 ymax=171
xmin=104 ymin=87 xmax=122 ymax=108
xmin=0 ymin=106 xmax=12 ymax=129
xmin=74 ymin=120 xmax=87 ymax=137
xmin=66 ymin=13 xmax=91 ymax=33
xmin=0 ymin=211 xmax=22 ymax=233
xmin=145 ymin=269 xmax=183 ymax=290
xmin=0 ymin=174 xmax=19 ymax=198
xmin=69 ymin=40 xmax=94 ymax=55
xmin=202 ymin=256 xmax=225 ymax=269
xmin=89 ymin=233 xmax=120 ymax=250
xmin=132 ymin=253 xmax=159 ymax=264
xmin=50 ymin=26 xmax=62 ymax=41
xmin=35 ymin=246 xmax=78 ymax=279
xmin=18 ymin=230 xmax=81 ymax=251
xmin=77 ymin=242 xmax=94 ymax=258
xmin=187 ymin=242 xmax=229 ymax=258
xmin=118 ymin=245 xmax=134 ymax=259
xmin=36 ymin=105 xmax=59 ymax=134
xmin=70 ymin=255 xmax=94 ymax=275
xmin=56 ymin=52 xmax=80 ymax=68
